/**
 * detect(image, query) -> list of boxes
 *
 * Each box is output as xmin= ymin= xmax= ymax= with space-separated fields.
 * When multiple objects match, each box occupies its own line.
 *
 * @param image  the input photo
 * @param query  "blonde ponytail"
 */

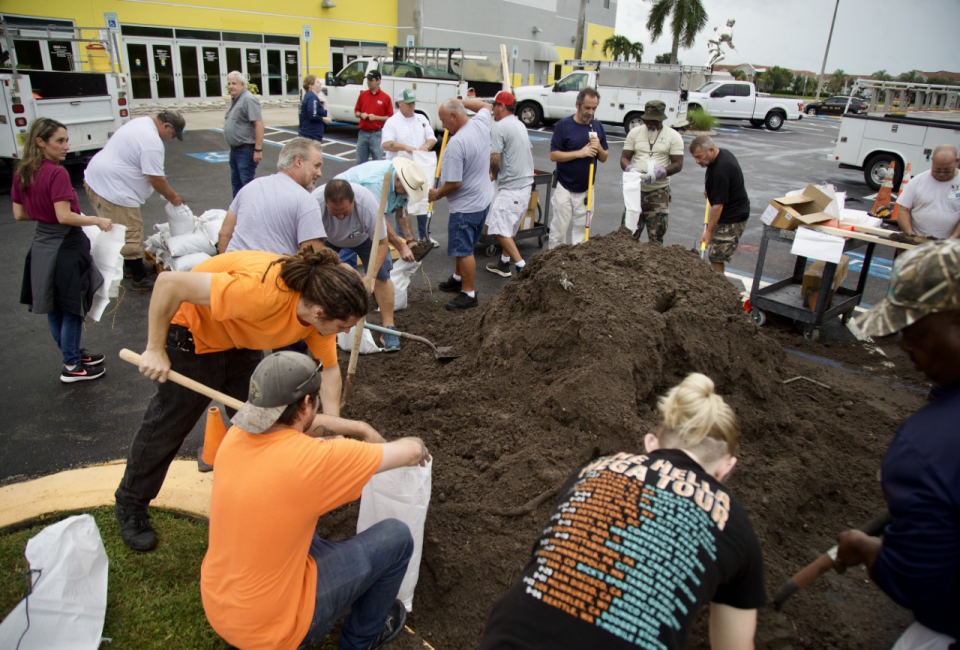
xmin=656 ymin=373 xmax=738 ymax=460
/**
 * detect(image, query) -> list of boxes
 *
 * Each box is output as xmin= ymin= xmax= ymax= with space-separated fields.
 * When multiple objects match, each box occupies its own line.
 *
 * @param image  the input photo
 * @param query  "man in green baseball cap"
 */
xmin=620 ymin=99 xmax=684 ymax=244
xmin=833 ymin=239 xmax=960 ymax=649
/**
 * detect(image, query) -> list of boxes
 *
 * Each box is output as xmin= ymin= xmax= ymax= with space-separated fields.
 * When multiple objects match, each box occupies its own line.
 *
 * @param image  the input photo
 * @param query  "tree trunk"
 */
xmin=574 ymin=0 xmax=587 ymax=61
xmin=670 ymin=32 xmax=680 ymax=65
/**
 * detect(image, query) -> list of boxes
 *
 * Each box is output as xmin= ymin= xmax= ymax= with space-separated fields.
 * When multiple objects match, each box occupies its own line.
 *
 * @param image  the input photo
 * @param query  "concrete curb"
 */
xmin=0 ymin=460 xmax=212 ymax=531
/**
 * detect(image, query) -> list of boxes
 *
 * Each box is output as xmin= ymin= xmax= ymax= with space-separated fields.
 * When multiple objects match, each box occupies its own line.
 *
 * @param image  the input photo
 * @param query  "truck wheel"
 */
xmin=864 ymin=153 xmax=904 ymax=192
xmin=688 ymin=104 xmax=702 ymax=113
xmin=623 ymin=113 xmax=643 ymax=133
xmin=518 ymin=103 xmax=543 ymax=128
xmin=806 ymin=106 xmax=818 ymax=116
xmin=749 ymin=119 xmax=764 ymax=128
xmin=764 ymin=111 xmax=785 ymax=130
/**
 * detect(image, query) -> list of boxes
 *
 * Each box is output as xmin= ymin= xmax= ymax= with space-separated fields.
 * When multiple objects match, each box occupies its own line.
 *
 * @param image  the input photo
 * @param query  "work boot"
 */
xmin=131 ymin=275 xmax=156 ymax=291
xmin=438 ymin=276 xmax=462 ymax=293
xmin=445 ymin=292 xmax=478 ymax=311
xmin=115 ymin=503 xmax=158 ymax=552
xmin=366 ymin=599 xmax=407 ymax=650
xmin=485 ymin=259 xmax=512 ymax=278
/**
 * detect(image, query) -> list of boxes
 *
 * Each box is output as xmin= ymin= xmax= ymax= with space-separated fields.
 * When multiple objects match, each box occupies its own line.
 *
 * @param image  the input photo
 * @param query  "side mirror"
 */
xmin=325 ymin=72 xmax=336 ymax=86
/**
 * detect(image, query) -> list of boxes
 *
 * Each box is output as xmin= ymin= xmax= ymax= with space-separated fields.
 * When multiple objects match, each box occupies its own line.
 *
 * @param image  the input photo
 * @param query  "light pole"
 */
xmin=573 ymin=0 xmax=587 ymax=60
xmin=815 ymin=0 xmax=839 ymax=101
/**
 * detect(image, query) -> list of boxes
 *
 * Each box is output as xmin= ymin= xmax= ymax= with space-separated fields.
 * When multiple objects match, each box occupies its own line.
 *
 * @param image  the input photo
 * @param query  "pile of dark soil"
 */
xmin=329 ymin=230 xmax=924 ymax=650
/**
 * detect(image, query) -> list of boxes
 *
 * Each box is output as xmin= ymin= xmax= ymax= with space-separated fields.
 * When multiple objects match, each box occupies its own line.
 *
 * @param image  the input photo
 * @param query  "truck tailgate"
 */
xmin=34 ymin=96 xmax=118 ymax=151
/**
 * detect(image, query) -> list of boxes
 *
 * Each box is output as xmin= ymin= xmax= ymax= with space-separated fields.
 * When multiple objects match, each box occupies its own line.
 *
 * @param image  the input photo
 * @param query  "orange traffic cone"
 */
xmin=871 ymin=160 xmax=895 ymax=215
xmin=891 ymin=163 xmax=912 ymax=221
xmin=201 ymin=406 xmax=227 ymax=466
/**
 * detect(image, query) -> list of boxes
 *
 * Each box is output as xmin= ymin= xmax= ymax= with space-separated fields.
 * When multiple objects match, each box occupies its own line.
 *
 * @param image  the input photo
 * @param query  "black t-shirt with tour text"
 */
xmin=705 ymin=148 xmax=750 ymax=224
xmin=479 ymin=448 xmax=765 ymax=650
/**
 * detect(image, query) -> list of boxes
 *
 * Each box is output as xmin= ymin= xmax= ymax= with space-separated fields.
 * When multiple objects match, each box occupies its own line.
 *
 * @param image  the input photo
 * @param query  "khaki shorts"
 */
xmin=84 ymin=183 xmax=144 ymax=259
xmin=709 ymin=220 xmax=747 ymax=264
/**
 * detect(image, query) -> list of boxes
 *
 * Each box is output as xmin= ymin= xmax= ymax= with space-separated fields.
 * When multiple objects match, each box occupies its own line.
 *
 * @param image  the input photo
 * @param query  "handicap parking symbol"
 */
xmin=188 ymin=151 xmax=231 ymax=163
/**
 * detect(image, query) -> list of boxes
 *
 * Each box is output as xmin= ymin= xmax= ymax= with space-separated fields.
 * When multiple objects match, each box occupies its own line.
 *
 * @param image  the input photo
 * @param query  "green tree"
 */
xmin=765 ymin=66 xmax=794 ymax=93
xmin=827 ymin=68 xmax=847 ymax=94
xmin=871 ymin=69 xmax=893 ymax=81
xmin=730 ymin=69 xmax=746 ymax=81
xmin=601 ymin=35 xmax=644 ymax=63
xmin=792 ymin=74 xmax=815 ymax=96
xmin=898 ymin=70 xmax=922 ymax=83
xmin=927 ymin=76 xmax=959 ymax=87
xmin=655 ymin=53 xmax=673 ymax=64
xmin=645 ymin=0 xmax=708 ymax=66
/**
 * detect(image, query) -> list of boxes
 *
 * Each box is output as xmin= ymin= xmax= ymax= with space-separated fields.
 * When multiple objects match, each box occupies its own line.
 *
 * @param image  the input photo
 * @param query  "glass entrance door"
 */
xmin=202 ymin=46 xmax=222 ymax=98
xmin=265 ymin=49 xmax=283 ymax=96
xmin=125 ymin=41 xmax=177 ymax=101
xmin=284 ymin=49 xmax=299 ymax=96
xmin=244 ymin=47 xmax=262 ymax=94
xmin=179 ymin=45 xmax=202 ymax=99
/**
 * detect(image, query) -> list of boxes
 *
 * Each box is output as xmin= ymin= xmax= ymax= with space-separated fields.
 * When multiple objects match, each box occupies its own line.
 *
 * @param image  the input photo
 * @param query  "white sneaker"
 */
xmin=429 ymin=237 xmax=440 ymax=249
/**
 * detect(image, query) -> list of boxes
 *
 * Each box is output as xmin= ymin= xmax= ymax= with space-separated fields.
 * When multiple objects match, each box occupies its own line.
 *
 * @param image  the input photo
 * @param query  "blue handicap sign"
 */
xmin=846 ymin=251 xmax=893 ymax=281
xmin=188 ymin=151 xmax=231 ymax=163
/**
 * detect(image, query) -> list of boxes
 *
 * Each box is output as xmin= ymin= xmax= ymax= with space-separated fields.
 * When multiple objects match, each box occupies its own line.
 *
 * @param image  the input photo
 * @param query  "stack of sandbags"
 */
xmin=144 ymin=205 xmax=225 ymax=272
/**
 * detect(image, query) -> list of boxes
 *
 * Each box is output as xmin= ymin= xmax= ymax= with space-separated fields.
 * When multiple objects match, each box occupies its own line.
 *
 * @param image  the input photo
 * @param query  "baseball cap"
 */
xmin=366 ymin=70 xmax=382 ymax=80
xmin=493 ymin=91 xmax=516 ymax=106
xmin=396 ymin=88 xmax=417 ymax=103
xmin=392 ymin=157 xmax=428 ymax=204
xmin=854 ymin=239 xmax=960 ymax=337
xmin=232 ymin=352 xmax=322 ymax=434
xmin=157 ymin=110 xmax=186 ymax=141
xmin=643 ymin=100 xmax=667 ymax=122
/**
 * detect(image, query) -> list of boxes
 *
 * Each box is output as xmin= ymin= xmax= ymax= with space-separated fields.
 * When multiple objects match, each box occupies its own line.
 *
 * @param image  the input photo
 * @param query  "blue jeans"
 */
xmin=229 ymin=144 xmax=259 ymax=197
xmin=355 ymin=130 xmax=383 ymax=165
xmin=301 ymin=519 xmax=413 ymax=649
xmin=326 ymin=239 xmax=393 ymax=281
xmin=447 ymin=206 xmax=490 ymax=257
xmin=47 ymin=310 xmax=83 ymax=366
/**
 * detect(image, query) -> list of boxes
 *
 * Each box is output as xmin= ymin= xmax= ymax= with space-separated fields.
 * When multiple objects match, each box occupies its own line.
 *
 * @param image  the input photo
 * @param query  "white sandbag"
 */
xmin=144 ymin=231 xmax=166 ymax=256
xmin=0 ymin=514 xmax=108 ymax=650
xmin=81 ymin=224 xmax=126 ymax=322
xmin=357 ymin=461 xmax=432 ymax=612
xmin=336 ymin=325 xmax=381 ymax=354
xmin=621 ymin=171 xmax=643 ymax=234
xmin=197 ymin=209 xmax=227 ymax=247
xmin=405 ymin=151 xmax=437 ymax=215
xmin=165 ymin=202 xmax=197 ymax=237
xmin=169 ymin=252 xmax=210 ymax=271
xmin=153 ymin=222 xmax=171 ymax=236
xmin=167 ymin=232 xmax=217 ymax=257
xmin=390 ymin=259 xmax=421 ymax=311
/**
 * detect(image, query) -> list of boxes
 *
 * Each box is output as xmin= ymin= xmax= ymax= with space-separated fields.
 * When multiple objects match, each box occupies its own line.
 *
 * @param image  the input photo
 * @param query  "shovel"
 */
xmin=413 ymin=129 xmax=450 ymax=262
xmin=700 ymin=199 xmax=710 ymax=261
xmin=363 ymin=322 xmax=458 ymax=361
xmin=584 ymin=162 xmax=595 ymax=242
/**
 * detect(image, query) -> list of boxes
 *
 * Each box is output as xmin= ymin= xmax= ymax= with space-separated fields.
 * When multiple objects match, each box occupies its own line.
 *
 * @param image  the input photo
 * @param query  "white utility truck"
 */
xmin=323 ymin=47 xmax=469 ymax=132
xmin=0 ymin=21 xmax=130 ymax=164
xmin=831 ymin=112 xmax=960 ymax=190
xmin=687 ymin=80 xmax=803 ymax=130
xmin=513 ymin=60 xmax=711 ymax=131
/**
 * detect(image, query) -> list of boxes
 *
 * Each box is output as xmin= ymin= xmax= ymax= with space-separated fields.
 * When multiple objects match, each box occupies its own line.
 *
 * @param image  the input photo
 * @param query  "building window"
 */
xmin=223 ymin=32 xmax=263 ymax=43
xmin=175 ymin=29 xmax=221 ymax=40
xmin=121 ymin=25 xmax=174 ymax=38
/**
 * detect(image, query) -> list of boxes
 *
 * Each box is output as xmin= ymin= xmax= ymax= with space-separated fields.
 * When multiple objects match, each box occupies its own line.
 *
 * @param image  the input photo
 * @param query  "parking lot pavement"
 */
xmin=0 ymin=115 xmax=892 ymax=483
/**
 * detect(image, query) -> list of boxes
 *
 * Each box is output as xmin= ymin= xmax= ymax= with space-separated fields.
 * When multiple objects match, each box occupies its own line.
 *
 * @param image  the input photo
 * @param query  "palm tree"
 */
xmin=601 ymin=35 xmax=643 ymax=63
xmin=898 ymin=70 xmax=922 ymax=83
xmin=871 ymin=70 xmax=893 ymax=81
xmin=645 ymin=0 xmax=708 ymax=65
xmin=827 ymin=68 xmax=846 ymax=94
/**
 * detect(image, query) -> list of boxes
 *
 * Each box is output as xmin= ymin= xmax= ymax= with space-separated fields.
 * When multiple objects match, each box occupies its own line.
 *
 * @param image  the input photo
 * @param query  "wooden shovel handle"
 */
xmin=119 ymin=348 xmax=244 ymax=411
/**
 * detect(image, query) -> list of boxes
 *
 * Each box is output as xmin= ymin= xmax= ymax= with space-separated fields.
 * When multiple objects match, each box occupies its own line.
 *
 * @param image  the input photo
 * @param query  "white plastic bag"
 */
xmin=167 ymin=232 xmax=217 ymax=257
xmin=357 ymin=461 xmax=432 ymax=612
xmin=197 ymin=209 xmax=227 ymax=248
xmin=0 ymin=514 xmax=108 ymax=650
xmin=621 ymin=171 xmax=643 ymax=235
xmin=81 ymin=224 xmax=126 ymax=322
xmin=405 ymin=151 xmax=437 ymax=215
xmin=390 ymin=259 xmax=421 ymax=311
xmin=165 ymin=202 xmax=197 ymax=237
xmin=336 ymin=325 xmax=381 ymax=354
xmin=169 ymin=252 xmax=211 ymax=271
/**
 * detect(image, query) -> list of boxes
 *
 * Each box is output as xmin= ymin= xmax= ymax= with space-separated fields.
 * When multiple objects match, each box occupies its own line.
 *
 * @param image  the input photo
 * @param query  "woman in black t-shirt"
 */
xmin=480 ymin=373 xmax=765 ymax=650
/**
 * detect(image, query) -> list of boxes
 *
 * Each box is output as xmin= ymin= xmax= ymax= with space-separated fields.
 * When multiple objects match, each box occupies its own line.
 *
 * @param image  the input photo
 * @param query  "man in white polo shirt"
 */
xmin=896 ymin=144 xmax=960 ymax=240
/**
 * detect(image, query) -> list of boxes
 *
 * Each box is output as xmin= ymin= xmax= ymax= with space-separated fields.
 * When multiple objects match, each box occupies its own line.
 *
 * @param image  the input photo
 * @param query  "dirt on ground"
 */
xmin=324 ymin=230 xmax=926 ymax=650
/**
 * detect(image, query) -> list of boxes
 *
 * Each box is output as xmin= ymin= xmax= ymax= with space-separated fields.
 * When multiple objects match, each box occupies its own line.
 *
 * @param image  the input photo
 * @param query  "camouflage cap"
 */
xmin=643 ymin=100 xmax=668 ymax=121
xmin=854 ymin=239 xmax=960 ymax=337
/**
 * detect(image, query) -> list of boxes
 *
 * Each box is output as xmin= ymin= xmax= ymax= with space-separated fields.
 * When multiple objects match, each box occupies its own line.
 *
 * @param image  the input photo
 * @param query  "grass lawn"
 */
xmin=0 ymin=508 xmax=336 ymax=649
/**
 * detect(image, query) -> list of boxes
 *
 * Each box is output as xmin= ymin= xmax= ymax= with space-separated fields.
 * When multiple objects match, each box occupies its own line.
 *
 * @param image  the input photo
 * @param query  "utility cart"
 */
xmin=747 ymin=224 xmax=912 ymax=341
xmin=477 ymin=169 xmax=553 ymax=257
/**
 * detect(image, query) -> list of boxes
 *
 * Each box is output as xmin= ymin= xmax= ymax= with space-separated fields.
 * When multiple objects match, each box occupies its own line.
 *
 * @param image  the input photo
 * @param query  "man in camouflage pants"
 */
xmin=620 ymin=100 xmax=684 ymax=244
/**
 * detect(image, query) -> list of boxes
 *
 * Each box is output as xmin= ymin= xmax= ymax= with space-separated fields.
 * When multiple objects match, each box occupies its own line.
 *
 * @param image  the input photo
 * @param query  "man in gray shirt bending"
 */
xmin=223 ymin=71 xmax=264 ymax=197
xmin=428 ymin=98 xmax=494 ymax=310
xmin=218 ymin=137 xmax=325 ymax=255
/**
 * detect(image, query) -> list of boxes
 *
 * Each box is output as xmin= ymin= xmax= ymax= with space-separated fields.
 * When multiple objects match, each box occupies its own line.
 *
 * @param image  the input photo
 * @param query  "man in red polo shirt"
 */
xmin=354 ymin=70 xmax=393 ymax=164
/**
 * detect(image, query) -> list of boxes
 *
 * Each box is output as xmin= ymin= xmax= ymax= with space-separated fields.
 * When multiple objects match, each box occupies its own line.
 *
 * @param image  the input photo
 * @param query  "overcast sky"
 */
xmin=615 ymin=0 xmax=960 ymax=75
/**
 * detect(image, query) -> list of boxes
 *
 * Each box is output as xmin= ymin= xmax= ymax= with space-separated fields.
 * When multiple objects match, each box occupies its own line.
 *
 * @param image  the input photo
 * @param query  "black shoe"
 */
xmin=366 ymin=599 xmax=407 ymax=650
xmin=115 ymin=503 xmax=158 ymax=552
xmin=486 ymin=259 xmax=512 ymax=278
xmin=445 ymin=292 xmax=478 ymax=311
xmin=438 ymin=276 xmax=462 ymax=293
xmin=60 ymin=362 xmax=106 ymax=383
xmin=197 ymin=446 xmax=213 ymax=473
xmin=131 ymin=276 xmax=156 ymax=291
xmin=79 ymin=349 xmax=105 ymax=366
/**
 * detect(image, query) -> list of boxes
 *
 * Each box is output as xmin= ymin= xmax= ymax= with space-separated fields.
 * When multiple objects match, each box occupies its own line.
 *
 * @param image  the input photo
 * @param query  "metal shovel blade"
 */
xmin=364 ymin=322 xmax=459 ymax=361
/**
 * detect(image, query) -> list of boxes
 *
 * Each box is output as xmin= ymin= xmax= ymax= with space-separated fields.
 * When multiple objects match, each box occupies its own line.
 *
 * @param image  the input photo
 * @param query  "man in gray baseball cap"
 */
xmin=833 ymin=240 xmax=960 ymax=649
xmin=202 ymin=351 xmax=431 ymax=649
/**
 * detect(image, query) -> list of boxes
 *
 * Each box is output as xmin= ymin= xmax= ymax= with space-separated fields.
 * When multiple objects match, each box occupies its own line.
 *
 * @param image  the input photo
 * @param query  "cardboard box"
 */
xmin=762 ymin=184 xmax=841 ymax=231
xmin=802 ymin=255 xmax=849 ymax=310
xmin=519 ymin=190 xmax=539 ymax=231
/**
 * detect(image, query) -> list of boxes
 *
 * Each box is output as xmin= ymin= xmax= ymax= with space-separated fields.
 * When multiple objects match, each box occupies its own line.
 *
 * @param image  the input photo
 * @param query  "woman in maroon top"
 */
xmin=12 ymin=118 xmax=113 ymax=383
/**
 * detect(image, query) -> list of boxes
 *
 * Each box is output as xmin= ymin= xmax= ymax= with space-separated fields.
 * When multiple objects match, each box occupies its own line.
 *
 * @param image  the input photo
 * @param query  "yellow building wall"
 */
xmin=3 ymin=0 xmax=399 ymax=76
xmin=546 ymin=23 xmax=616 ymax=84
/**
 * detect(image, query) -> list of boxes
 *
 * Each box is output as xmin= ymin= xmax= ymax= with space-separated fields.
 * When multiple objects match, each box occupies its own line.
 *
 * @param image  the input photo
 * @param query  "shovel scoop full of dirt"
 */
xmin=410 ymin=239 xmax=436 ymax=262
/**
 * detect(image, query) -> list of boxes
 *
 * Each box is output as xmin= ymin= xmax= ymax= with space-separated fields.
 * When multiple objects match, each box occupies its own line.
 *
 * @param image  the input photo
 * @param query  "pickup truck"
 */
xmin=513 ymin=60 xmax=710 ymax=131
xmin=1 ymin=22 xmax=129 ymax=163
xmin=686 ymin=81 xmax=803 ymax=130
xmin=831 ymin=113 xmax=960 ymax=190
xmin=323 ymin=56 xmax=468 ymax=132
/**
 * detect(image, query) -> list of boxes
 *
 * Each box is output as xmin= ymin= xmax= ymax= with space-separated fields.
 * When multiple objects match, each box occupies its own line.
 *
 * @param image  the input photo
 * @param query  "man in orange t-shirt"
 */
xmin=201 ymin=352 xmax=430 ymax=650
xmin=115 ymin=248 xmax=373 ymax=552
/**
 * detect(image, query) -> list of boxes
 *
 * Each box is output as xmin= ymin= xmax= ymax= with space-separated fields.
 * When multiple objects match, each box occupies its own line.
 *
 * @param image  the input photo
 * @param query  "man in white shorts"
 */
xmin=463 ymin=92 xmax=534 ymax=278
